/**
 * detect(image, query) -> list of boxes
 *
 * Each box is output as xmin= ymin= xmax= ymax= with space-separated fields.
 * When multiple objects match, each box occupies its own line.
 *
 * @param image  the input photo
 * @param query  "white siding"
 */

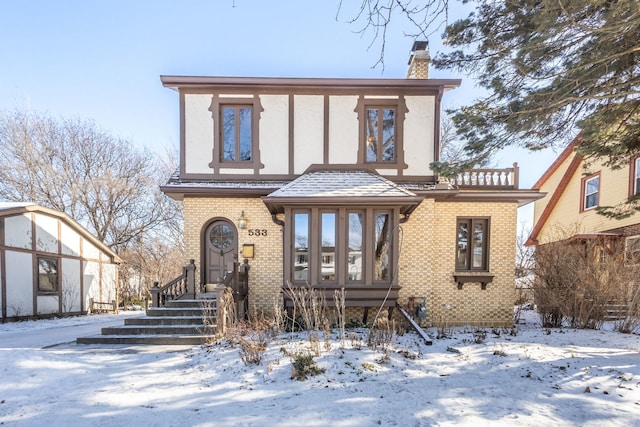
xmin=62 ymin=258 xmax=82 ymax=313
xmin=260 ymin=95 xmax=290 ymax=175
xmin=5 ymin=214 xmax=32 ymax=250
xmin=404 ymin=96 xmax=435 ymax=176
xmin=35 ymin=213 xmax=59 ymax=254
xmin=184 ymin=94 xmax=214 ymax=175
xmin=328 ymin=96 xmax=358 ymax=164
xmin=294 ymin=95 xmax=324 ymax=174
xmin=60 ymin=221 xmax=81 ymax=257
xmin=5 ymin=251 xmax=33 ymax=316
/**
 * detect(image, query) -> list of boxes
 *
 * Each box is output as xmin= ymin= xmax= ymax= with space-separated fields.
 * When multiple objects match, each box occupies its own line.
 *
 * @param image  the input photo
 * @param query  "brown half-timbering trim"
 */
xmin=323 ymin=95 xmax=329 ymax=164
xmin=433 ymin=86 xmax=444 ymax=164
xmin=289 ymin=94 xmax=294 ymax=175
xmin=57 ymin=219 xmax=62 ymax=255
xmin=180 ymin=91 xmax=187 ymax=177
xmin=161 ymin=75 xmax=461 ymax=94
xmin=208 ymin=94 xmax=265 ymax=173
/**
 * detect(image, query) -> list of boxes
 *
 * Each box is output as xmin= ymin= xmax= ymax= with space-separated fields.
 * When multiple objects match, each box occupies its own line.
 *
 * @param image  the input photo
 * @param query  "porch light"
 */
xmin=237 ymin=211 xmax=247 ymax=230
xmin=242 ymin=243 xmax=255 ymax=259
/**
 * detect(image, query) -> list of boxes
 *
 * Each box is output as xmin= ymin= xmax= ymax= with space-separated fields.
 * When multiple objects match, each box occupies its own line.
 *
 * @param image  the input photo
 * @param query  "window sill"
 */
xmin=453 ymin=274 xmax=494 ymax=290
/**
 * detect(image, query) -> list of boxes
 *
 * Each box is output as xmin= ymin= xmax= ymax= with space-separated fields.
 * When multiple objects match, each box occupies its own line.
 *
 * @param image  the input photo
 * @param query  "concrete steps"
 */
xmin=76 ymin=298 xmax=218 ymax=346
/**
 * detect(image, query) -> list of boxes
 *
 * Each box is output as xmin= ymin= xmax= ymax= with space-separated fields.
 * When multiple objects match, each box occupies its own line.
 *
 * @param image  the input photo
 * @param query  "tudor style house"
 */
xmin=0 ymin=203 xmax=121 ymax=321
xmin=160 ymin=43 xmax=542 ymax=327
xmin=526 ymin=135 xmax=640 ymax=260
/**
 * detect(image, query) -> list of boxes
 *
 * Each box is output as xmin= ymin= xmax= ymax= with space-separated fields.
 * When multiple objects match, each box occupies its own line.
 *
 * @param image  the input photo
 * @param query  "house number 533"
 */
xmin=247 ymin=229 xmax=267 ymax=236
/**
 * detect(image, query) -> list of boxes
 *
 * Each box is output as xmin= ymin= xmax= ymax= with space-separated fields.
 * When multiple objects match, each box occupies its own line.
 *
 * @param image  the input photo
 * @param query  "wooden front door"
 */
xmin=204 ymin=219 xmax=238 ymax=285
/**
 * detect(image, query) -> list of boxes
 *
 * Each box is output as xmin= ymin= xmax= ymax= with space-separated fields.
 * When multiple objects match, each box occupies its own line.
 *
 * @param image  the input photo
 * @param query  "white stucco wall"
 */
xmin=101 ymin=264 xmax=117 ymax=303
xmin=184 ymin=94 xmax=214 ymax=175
xmin=260 ymin=95 xmax=289 ymax=175
xmin=62 ymin=258 xmax=82 ymax=312
xmin=404 ymin=96 xmax=435 ymax=176
xmin=83 ymin=239 xmax=100 ymax=261
xmin=294 ymin=95 xmax=324 ymax=174
xmin=328 ymin=96 xmax=358 ymax=164
xmin=60 ymin=222 xmax=81 ymax=257
xmin=37 ymin=295 xmax=59 ymax=315
xmin=83 ymin=261 xmax=101 ymax=308
xmin=5 ymin=214 xmax=32 ymax=250
xmin=5 ymin=251 xmax=33 ymax=317
xmin=35 ymin=213 xmax=59 ymax=254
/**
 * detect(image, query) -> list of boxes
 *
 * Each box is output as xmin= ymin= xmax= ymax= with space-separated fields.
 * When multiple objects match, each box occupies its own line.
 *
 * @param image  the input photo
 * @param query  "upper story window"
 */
xmin=366 ymin=107 xmax=396 ymax=163
xmin=581 ymin=174 xmax=600 ymax=211
xmin=208 ymin=95 xmax=264 ymax=173
xmin=221 ymin=106 xmax=252 ymax=161
xmin=631 ymin=157 xmax=640 ymax=197
xmin=456 ymin=217 xmax=490 ymax=271
xmin=355 ymin=97 xmax=407 ymax=170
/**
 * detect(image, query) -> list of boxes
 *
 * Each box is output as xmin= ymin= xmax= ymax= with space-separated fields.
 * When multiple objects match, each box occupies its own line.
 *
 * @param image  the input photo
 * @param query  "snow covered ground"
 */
xmin=0 ymin=310 xmax=639 ymax=427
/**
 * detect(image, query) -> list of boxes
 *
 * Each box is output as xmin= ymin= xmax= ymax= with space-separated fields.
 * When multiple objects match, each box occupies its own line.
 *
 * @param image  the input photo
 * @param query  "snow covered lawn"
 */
xmin=1 ymin=311 xmax=639 ymax=426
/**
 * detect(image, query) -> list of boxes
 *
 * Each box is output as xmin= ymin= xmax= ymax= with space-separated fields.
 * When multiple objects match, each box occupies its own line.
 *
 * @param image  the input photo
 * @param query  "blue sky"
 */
xmin=0 ymin=0 xmax=557 ymax=201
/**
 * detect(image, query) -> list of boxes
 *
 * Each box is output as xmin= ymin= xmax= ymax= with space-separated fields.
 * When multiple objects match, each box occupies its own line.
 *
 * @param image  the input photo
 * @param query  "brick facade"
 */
xmin=183 ymin=196 xmax=518 ymax=327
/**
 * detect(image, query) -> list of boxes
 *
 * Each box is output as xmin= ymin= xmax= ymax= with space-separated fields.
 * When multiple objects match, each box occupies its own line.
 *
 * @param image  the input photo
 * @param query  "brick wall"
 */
xmin=399 ymin=200 xmax=518 ymax=327
xmin=183 ymin=197 xmax=283 ymax=315
xmin=183 ymin=196 xmax=518 ymax=327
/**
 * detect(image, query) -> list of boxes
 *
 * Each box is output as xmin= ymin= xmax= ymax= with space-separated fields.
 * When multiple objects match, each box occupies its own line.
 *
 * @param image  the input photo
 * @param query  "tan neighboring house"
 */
xmin=160 ymin=43 xmax=543 ymax=327
xmin=0 ymin=203 xmax=121 ymax=320
xmin=526 ymin=136 xmax=640 ymax=254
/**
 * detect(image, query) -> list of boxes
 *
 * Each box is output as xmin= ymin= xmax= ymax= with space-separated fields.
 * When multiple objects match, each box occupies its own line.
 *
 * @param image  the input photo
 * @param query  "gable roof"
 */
xmin=526 ymin=136 xmax=583 ymax=246
xmin=262 ymin=169 xmax=423 ymax=214
xmin=0 ymin=203 xmax=121 ymax=263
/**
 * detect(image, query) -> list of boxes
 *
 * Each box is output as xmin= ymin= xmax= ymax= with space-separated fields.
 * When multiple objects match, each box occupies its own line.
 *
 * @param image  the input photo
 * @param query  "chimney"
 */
xmin=406 ymin=40 xmax=430 ymax=79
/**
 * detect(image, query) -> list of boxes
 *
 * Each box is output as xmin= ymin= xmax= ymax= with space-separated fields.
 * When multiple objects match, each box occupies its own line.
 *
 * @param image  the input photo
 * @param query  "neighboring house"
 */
xmin=160 ymin=43 xmax=542 ymax=327
xmin=526 ymin=136 xmax=640 ymax=257
xmin=0 ymin=203 xmax=121 ymax=320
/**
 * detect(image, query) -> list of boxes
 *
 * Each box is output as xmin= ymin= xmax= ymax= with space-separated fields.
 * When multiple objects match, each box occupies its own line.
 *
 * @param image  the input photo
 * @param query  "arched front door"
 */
xmin=204 ymin=219 xmax=238 ymax=285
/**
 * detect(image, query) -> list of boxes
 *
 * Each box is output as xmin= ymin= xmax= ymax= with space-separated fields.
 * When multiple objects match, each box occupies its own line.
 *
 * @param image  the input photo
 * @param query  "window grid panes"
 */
xmin=209 ymin=223 xmax=234 ymax=250
xmin=221 ymin=106 xmax=252 ymax=162
xmin=293 ymin=212 xmax=309 ymax=281
xmin=366 ymin=107 xmax=395 ymax=163
xmin=321 ymin=212 xmax=336 ymax=281
xmin=348 ymin=211 xmax=364 ymax=282
xmin=456 ymin=218 xmax=489 ymax=271
xmin=38 ymin=256 xmax=58 ymax=292
xmin=584 ymin=176 xmax=599 ymax=210
xmin=374 ymin=212 xmax=391 ymax=280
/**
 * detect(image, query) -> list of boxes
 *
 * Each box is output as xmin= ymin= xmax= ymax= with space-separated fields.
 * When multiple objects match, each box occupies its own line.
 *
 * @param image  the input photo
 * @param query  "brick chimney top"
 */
xmin=406 ymin=40 xmax=430 ymax=79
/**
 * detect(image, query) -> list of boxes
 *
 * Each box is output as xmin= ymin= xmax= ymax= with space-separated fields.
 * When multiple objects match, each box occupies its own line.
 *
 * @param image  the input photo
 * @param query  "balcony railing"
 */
xmin=448 ymin=163 xmax=519 ymax=189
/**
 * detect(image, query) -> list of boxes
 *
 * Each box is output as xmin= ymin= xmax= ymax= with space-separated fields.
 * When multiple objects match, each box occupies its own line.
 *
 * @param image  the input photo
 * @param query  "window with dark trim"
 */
xmin=289 ymin=207 xmax=396 ymax=285
xmin=456 ymin=218 xmax=490 ymax=271
xmin=208 ymin=95 xmax=264 ymax=173
xmin=631 ymin=157 xmax=640 ymax=197
xmin=37 ymin=256 xmax=59 ymax=293
xmin=581 ymin=174 xmax=600 ymax=211
xmin=355 ymin=97 xmax=407 ymax=169
xmin=625 ymin=236 xmax=640 ymax=266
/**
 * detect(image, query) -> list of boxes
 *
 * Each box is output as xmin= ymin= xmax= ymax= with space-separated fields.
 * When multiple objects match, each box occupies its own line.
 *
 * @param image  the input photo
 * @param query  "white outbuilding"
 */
xmin=0 ymin=203 xmax=121 ymax=321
